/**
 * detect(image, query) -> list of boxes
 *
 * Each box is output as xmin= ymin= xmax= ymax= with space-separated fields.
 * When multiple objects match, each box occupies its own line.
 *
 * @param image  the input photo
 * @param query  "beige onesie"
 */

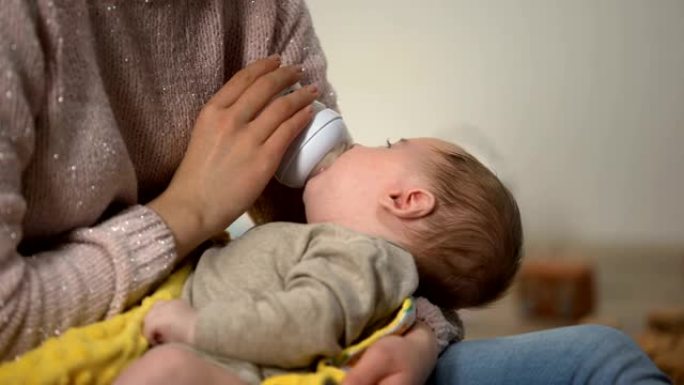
xmin=181 ymin=222 xmax=418 ymax=384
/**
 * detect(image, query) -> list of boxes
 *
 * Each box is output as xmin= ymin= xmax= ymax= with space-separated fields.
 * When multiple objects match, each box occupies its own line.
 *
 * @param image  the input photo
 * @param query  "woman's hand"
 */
xmin=149 ymin=55 xmax=319 ymax=257
xmin=343 ymin=322 xmax=439 ymax=385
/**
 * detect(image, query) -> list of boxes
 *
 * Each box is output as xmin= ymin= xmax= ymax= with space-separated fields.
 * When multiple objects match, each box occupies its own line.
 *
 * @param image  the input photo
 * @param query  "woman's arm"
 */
xmin=0 ymin=2 xmax=316 ymax=360
xmin=0 ymin=2 xmax=183 ymax=360
xmin=343 ymin=322 xmax=440 ymax=385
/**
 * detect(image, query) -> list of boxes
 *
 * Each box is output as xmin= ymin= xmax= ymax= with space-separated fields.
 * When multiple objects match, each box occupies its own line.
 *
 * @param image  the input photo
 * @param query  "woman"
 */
xmin=0 ymin=1 xmax=668 ymax=384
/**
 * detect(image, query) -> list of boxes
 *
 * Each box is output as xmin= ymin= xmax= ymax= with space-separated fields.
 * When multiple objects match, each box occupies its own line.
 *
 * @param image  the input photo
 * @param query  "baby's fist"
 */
xmin=143 ymin=299 xmax=198 ymax=346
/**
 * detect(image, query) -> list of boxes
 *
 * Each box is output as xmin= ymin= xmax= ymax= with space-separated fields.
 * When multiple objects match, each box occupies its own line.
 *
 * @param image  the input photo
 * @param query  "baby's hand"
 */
xmin=143 ymin=299 xmax=198 ymax=346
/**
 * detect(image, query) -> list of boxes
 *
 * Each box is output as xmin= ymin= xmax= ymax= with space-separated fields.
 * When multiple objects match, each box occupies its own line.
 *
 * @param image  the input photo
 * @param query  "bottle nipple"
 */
xmin=308 ymin=140 xmax=351 ymax=180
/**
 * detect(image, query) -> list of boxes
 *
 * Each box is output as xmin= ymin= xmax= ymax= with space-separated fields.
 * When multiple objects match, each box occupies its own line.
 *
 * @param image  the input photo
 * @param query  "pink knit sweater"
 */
xmin=0 ymin=0 xmax=337 ymax=360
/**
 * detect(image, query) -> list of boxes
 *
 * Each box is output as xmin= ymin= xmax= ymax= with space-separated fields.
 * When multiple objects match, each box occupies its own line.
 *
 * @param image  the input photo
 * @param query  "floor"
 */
xmin=459 ymin=245 xmax=684 ymax=340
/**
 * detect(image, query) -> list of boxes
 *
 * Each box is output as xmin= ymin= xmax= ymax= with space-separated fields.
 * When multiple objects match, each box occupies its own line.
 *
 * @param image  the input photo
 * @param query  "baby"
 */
xmin=115 ymin=137 xmax=522 ymax=384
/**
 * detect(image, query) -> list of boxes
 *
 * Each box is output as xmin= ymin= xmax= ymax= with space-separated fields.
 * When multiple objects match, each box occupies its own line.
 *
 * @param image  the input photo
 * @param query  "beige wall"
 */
xmin=307 ymin=0 xmax=684 ymax=247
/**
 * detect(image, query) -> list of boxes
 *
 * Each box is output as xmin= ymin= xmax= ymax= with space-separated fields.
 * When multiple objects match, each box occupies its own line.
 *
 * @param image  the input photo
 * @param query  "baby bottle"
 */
xmin=275 ymin=85 xmax=352 ymax=188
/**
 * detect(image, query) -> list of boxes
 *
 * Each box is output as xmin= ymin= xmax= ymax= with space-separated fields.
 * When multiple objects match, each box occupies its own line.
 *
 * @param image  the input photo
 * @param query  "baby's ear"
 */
xmin=380 ymin=188 xmax=435 ymax=219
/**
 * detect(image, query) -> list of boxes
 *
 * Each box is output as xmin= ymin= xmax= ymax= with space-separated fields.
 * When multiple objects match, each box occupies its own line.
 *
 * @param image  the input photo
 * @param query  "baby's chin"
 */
xmin=302 ymin=168 xmax=326 ymax=199
xmin=301 ymin=190 xmax=331 ymax=225
xmin=301 ymin=184 xmax=315 ymax=218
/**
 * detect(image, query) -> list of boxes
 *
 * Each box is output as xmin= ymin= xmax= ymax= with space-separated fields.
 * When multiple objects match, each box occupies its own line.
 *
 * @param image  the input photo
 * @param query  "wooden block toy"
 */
xmin=516 ymin=260 xmax=595 ymax=320
xmin=638 ymin=307 xmax=684 ymax=384
xmin=648 ymin=307 xmax=684 ymax=334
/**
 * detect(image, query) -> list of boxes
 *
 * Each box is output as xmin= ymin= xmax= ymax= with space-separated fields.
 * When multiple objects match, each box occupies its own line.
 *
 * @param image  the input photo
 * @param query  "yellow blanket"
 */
xmin=262 ymin=298 xmax=415 ymax=385
xmin=0 ymin=266 xmax=415 ymax=385
xmin=0 ymin=267 xmax=191 ymax=385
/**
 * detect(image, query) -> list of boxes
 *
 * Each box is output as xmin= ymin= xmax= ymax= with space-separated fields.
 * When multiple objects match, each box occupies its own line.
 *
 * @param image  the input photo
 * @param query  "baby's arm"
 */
xmin=137 ymin=298 xmax=457 ymax=385
xmin=143 ymin=299 xmax=198 ymax=346
xmin=185 ymin=239 xmax=416 ymax=368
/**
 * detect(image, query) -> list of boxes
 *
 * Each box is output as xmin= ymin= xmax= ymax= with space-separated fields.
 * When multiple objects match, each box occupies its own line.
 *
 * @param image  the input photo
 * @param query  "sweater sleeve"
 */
xmin=0 ymin=2 xmax=176 ymax=361
xmin=193 ymin=239 xmax=418 ymax=368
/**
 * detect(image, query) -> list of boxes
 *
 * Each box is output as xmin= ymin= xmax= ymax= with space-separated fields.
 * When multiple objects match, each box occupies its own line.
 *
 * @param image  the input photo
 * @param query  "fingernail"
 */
xmin=306 ymin=105 xmax=314 ymax=114
xmin=267 ymin=54 xmax=281 ymax=62
xmin=307 ymin=84 xmax=319 ymax=95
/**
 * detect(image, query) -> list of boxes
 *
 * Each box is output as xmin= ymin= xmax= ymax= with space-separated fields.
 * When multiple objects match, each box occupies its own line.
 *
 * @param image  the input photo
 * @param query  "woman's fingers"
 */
xmin=264 ymin=103 xmax=315 ymax=156
xmin=254 ymin=84 xmax=319 ymax=143
xmin=231 ymin=64 xmax=305 ymax=123
xmin=342 ymin=341 xmax=396 ymax=385
xmin=207 ymin=55 xmax=281 ymax=108
xmin=151 ymin=59 xmax=315 ymax=254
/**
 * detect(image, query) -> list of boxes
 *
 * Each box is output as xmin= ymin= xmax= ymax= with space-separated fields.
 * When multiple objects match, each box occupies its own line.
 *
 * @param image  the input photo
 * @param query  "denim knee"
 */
xmin=429 ymin=325 xmax=670 ymax=385
xmin=566 ymin=324 xmax=635 ymax=353
xmin=556 ymin=325 xmax=669 ymax=385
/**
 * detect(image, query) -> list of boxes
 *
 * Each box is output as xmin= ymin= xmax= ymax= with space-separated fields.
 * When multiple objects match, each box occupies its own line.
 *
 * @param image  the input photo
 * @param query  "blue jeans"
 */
xmin=429 ymin=325 xmax=671 ymax=385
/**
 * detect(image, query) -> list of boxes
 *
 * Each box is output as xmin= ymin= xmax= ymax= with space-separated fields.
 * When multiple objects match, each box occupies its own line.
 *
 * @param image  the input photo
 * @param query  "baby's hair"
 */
xmin=409 ymin=145 xmax=523 ymax=309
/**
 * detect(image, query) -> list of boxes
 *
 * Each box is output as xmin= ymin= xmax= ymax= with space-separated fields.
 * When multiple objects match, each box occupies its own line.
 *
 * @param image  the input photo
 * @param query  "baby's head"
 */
xmin=303 ymin=137 xmax=522 ymax=309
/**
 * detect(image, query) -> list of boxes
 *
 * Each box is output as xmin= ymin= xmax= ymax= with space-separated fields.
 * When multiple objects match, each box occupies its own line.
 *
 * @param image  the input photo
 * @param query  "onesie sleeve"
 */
xmin=193 ymin=238 xmax=418 ymax=368
xmin=414 ymin=297 xmax=464 ymax=353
